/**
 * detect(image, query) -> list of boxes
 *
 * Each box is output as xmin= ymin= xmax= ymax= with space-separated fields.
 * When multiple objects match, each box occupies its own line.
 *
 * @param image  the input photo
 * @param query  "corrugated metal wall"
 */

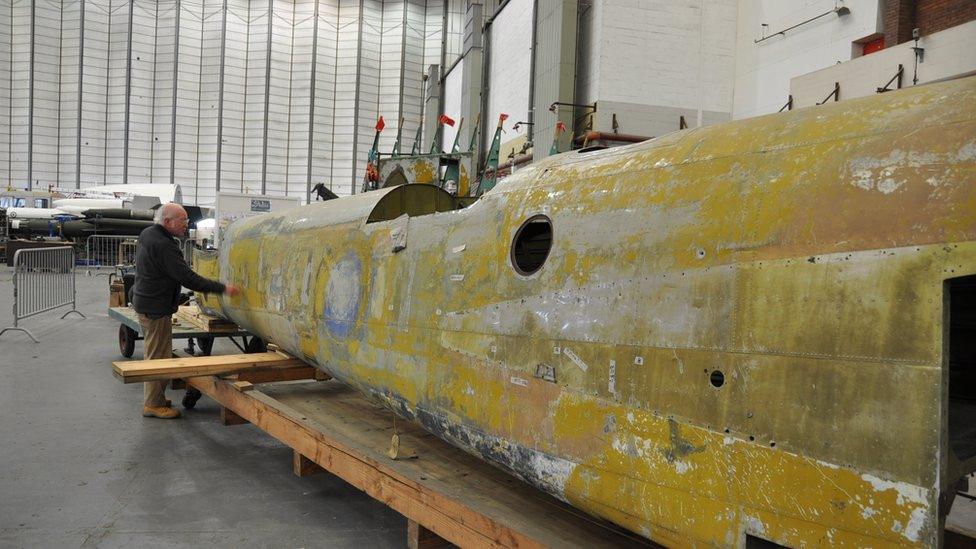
xmin=0 ymin=0 xmax=444 ymax=203
xmin=172 ymin=0 xmax=224 ymax=206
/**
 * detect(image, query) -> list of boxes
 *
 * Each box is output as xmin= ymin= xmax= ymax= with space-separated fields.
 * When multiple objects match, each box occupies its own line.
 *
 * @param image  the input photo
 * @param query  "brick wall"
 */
xmin=885 ymin=0 xmax=976 ymax=46
xmin=917 ymin=0 xmax=976 ymax=37
xmin=884 ymin=0 xmax=916 ymax=46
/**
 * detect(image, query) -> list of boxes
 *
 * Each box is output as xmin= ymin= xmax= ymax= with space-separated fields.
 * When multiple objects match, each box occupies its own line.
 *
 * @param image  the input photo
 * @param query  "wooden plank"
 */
xmin=185 ymin=375 xmax=653 ymax=549
xmin=187 ymin=375 xmax=507 ymax=548
xmin=947 ymin=530 xmax=976 ymax=549
xmin=408 ymin=519 xmax=455 ymax=549
xmin=176 ymin=305 xmax=239 ymax=333
xmin=220 ymin=406 xmax=248 ymax=426
xmin=236 ymin=366 xmax=318 ymax=384
xmin=314 ymin=370 xmax=331 ymax=381
xmin=231 ymin=380 xmax=254 ymax=392
xmin=292 ymin=450 xmax=325 ymax=477
xmin=112 ymin=352 xmax=306 ymax=383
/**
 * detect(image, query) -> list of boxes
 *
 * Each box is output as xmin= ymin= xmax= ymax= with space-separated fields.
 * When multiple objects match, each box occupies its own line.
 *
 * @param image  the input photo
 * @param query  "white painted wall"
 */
xmin=599 ymin=0 xmax=735 ymax=113
xmin=487 ymin=0 xmax=532 ymax=150
xmin=790 ymin=18 xmax=976 ymax=109
xmin=732 ymin=0 xmax=883 ymax=119
xmin=441 ymin=59 xmax=463 ymax=151
xmin=575 ymin=0 xmax=737 ymax=139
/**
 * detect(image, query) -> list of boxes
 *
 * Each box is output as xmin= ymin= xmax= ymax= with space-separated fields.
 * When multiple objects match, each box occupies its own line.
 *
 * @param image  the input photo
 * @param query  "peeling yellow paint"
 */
xmin=195 ymin=77 xmax=976 ymax=547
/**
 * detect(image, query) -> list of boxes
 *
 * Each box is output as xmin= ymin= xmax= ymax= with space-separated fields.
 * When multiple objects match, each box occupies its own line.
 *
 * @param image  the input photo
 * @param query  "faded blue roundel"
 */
xmin=324 ymin=252 xmax=362 ymax=338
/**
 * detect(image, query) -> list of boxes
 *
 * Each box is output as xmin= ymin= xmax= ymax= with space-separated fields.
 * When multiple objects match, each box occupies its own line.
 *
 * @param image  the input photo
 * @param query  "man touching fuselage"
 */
xmin=132 ymin=203 xmax=240 ymax=419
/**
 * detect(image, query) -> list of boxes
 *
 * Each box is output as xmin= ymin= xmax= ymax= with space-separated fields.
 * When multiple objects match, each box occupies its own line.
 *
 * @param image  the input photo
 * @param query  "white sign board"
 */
xmin=214 ymin=192 xmax=302 ymax=246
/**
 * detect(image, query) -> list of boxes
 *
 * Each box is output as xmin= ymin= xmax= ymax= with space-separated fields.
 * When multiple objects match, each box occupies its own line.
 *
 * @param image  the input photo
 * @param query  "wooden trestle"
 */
xmin=113 ymin=352 xmax=655 ymax=548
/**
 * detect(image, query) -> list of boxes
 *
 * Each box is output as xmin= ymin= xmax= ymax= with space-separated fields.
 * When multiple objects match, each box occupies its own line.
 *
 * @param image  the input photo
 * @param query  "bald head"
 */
xmin=158 ymin=202 xmax=189 ymax=236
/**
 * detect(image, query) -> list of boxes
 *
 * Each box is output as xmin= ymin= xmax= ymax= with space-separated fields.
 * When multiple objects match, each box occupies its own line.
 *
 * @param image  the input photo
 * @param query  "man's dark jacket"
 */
xmin=132 ymin=224 xmax=225 ymax=317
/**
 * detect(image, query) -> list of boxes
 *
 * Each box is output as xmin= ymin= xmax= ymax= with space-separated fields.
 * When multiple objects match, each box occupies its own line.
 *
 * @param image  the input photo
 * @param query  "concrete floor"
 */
xmin=0 ymin=269 xmax=405 ymax=548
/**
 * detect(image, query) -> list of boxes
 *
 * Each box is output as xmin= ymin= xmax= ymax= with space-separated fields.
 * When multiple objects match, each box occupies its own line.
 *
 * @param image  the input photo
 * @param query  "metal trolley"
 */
xmin=108 ymin=306 xmax=265 ymax=408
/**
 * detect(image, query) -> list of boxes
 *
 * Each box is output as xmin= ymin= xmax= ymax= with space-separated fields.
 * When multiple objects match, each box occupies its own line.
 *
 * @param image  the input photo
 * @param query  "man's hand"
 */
xmin=224 ymin=284 xmax=241 ymax=297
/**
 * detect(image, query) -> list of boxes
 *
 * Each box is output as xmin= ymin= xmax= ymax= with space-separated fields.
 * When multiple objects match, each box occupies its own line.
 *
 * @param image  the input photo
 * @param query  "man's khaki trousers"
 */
xmin=138 ymin=313 xmax=172 ymax=407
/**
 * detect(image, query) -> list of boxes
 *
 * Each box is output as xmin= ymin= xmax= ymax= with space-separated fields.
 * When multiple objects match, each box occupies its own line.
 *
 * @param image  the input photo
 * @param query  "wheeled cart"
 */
xmin=109 ymin=305 xmax=264 ymax=409
xmin=108 ymin=305 xmax=257 ymax=359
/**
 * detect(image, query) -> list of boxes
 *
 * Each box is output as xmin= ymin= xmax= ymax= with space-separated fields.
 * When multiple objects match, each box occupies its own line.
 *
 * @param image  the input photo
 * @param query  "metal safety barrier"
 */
xmin=0 ymin=247 xmax=86 ymax=342
xmin=84 ymin=235 xmax=139 ymax=274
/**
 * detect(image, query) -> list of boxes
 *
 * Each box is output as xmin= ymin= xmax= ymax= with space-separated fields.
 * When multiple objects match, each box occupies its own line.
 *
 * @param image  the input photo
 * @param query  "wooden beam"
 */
xmin=946 ymin=525 xmax=976 ymax=548
xmin=231 ymin=380 xmax=254 ymax=392
xmin=186 ymin=375 xmax=516 ymax=547
xmin=315 ymin=369 xmax=331 ymax=381
xmin=408 ymin=519 xmax=455 ymax=549
xmin=292 ymin=450 xmax=325 ymax=477
xmin=112 ymin=352 xmax=306 ymax=383
xmin=183 ymin=376 xmax=650 ymax=548
xmin=220 ymin=406 xmax=249 ymax=426
xmin=237 ymin=366 xmax=318 ymax=384
xmin=176 ymin=305 xmax=240 ymax=333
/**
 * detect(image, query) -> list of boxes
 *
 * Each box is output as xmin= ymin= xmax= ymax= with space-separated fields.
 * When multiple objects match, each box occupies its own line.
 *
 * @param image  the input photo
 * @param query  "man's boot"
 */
xmin=143 ymin=406 xmax=181 ymax=419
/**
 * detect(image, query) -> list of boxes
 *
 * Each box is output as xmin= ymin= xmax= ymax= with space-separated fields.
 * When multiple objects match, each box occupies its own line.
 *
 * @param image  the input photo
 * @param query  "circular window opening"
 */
xmin=511 ymin=215 xmax=553 ymax=276
xmin=710 ymin=370 xmax=725 ymax=388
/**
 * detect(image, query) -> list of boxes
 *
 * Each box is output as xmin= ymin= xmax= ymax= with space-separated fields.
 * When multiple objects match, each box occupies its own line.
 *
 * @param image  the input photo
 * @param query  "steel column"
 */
xmin=260 ymin=0 xmax=273 ymax=194
xmin=215 ymin=0 xmax=227 ymax=191
xmin=170 ymin=0 xmax=181 ymax=187
xmin=27 ymin=0 xmax=34 ymax=189
xmin=123 ymin=0 xmax=134 ymax=184
xmin=351 ymin=0 xmax=365 ymax=194
xmin=76 ymin=0 xmax=86 ymax=188
xmin=305 ymin=0 xmax=320 ymax=204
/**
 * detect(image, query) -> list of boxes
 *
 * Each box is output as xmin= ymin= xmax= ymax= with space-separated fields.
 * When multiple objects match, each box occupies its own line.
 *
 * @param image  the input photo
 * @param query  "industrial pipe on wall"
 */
xmin=574 ymin=131 xmax=651 ymax=146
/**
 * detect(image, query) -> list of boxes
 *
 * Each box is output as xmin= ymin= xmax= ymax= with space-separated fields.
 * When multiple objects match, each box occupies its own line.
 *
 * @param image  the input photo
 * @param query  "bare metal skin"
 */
xmin=198 ymin=76 xmax=976 ymax=547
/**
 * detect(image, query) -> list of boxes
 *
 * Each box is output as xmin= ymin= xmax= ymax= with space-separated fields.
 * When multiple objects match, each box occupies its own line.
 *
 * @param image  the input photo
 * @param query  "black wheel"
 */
xmin=244 ymin=337 xmax=266 ymax=354
xmin=198 ymin=336 xmax=214 ymax=356
xmin=182 ymin=388 xmax=202 ymax=410
xmin=119 ymin=324 xmax=136 ymax=358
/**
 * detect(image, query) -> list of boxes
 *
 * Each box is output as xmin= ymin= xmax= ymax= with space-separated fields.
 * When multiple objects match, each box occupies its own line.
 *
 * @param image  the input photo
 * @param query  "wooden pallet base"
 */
xmin=176 ymin=305 xmax=239 ymax=333
xmin=153 ymin=357 xmax=653 ymax=548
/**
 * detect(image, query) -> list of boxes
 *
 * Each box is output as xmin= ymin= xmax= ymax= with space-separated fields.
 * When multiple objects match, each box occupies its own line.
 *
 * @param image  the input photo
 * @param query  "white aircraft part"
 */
xmin=86 ymin=184 xmax=182 ymax=204
xmin=53 ymin=198 xmax=125 ymax=214
xmin=5 ymin=207 xmax=76 ymax=219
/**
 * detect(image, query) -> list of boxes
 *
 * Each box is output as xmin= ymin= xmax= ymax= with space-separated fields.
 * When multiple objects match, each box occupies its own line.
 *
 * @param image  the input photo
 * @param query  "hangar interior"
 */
xmin=4 ymin=0 xmax=971 ymax=203
xmin=2 ymin=1 xmax=976 ymax=548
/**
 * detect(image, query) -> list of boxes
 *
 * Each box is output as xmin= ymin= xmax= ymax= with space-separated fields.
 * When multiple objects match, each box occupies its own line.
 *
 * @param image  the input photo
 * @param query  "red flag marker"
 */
xmin=556 ymin=121 xmax=567 ymax=132
xmin=439 ymin=114 xmax=456 ymax=127
xmin=499 ymin=113 xmax=509 ymax=122
xmin=375 ymin=116 xmax=385 ymax=132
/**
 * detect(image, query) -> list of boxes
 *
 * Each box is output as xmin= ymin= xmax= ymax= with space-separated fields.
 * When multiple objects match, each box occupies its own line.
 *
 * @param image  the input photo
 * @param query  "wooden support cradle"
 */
xmin=112 ymin=352 xmax=653 ymax=548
